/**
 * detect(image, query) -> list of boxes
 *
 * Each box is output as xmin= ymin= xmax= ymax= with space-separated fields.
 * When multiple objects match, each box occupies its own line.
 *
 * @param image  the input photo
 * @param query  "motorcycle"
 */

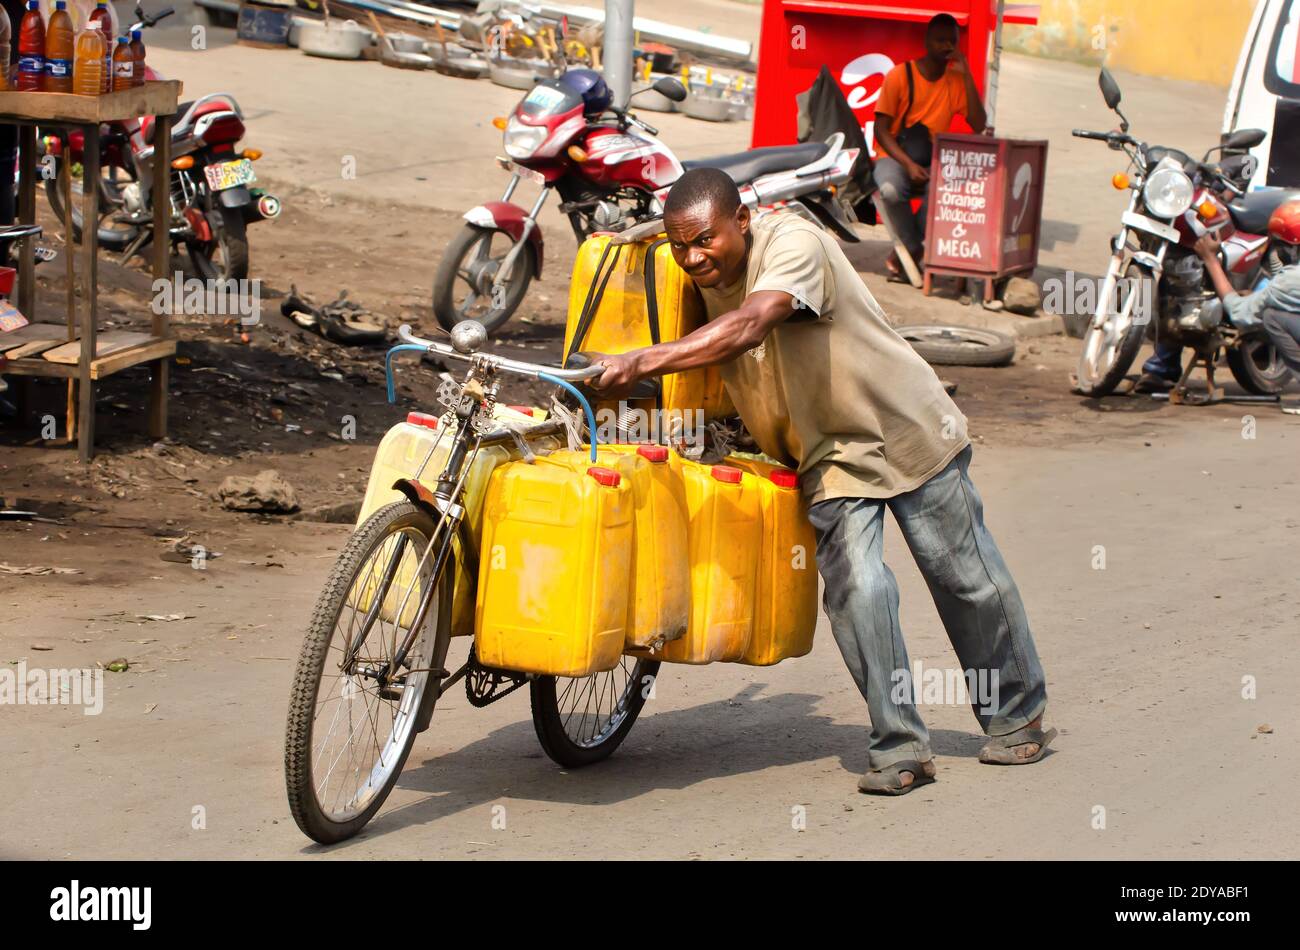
xmin=42 ymin=4 xmax=280 ymax=281
xmin=1072 ymin=68 xmax=1299 ymax=398
xmin=433 ymin=71 xmax=861 ymax=333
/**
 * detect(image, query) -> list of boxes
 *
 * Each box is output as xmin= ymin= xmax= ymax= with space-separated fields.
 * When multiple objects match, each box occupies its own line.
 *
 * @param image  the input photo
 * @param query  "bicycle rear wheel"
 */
xmin=285 ymin=501 xmax=452 ymax=844
xmin=530 ymin=657 xmax=660 ymax=768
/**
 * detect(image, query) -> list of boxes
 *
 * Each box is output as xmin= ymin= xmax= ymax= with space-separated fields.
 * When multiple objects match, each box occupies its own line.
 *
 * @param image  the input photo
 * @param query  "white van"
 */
xmin=1224 ymin=0 xmax=1300 ymax=190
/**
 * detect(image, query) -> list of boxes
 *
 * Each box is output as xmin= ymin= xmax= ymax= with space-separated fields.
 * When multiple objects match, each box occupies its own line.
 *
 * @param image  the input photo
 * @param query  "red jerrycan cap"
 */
xmin=587 ymin=466 xmax=622 ymax=487
xmin=710 ymin=465 xmax=743 ymax=484
xmin=636 ymin=444 xmax=669 ymax=462
xmin=769 ymin=469 xmax=798 ymax=488
xmin=406 ymin=411 xmax=440 ymax=430
xmin=506 ymin=405 xmax=535 ymax=417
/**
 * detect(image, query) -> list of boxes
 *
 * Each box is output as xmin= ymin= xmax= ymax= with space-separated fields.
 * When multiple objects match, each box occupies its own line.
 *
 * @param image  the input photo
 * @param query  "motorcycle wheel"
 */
xmin=432 ymin=224 xmax=534 ymax=334
xmin=43 ymin=150 xmax=139 ymax=249
xmin=186 ymin=207 xmax=250 ymax=281
xmin=1074 ymin=261 xmax=1149 ymax=396
xmin=1226 ymin=336 xmax=1291 ymax=394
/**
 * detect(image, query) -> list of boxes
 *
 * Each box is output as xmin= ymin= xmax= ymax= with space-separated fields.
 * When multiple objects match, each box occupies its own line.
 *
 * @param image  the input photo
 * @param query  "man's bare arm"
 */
xmin=589 ymin=290 xmax=797 ymax=392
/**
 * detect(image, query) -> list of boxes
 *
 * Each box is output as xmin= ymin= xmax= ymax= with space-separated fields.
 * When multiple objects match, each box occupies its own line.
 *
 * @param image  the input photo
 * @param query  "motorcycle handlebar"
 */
xmin=396 ymin=325 xmax=603 ymax=382
xmin=1071 ymin=129 xmax=1111 ymax=140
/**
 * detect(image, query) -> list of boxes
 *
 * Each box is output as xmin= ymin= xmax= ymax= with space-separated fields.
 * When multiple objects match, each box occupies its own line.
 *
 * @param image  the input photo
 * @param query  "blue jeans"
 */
xmin=806 ymin=445 xmax=1048 ymax=771
xmin=1142 ymin=340 xmax=1183 ymax=380
xmin=874 ymin=155 xmax=928 ymax=264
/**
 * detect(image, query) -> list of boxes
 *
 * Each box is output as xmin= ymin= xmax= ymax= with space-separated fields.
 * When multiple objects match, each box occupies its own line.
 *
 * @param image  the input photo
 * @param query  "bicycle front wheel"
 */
xmin=285 ymin=501 xmax=452 ymax=844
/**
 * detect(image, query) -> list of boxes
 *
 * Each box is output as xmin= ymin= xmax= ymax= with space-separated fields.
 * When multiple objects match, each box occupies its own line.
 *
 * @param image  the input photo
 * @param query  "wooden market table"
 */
xmin=0 ymin=81 xmax=181 ymax=462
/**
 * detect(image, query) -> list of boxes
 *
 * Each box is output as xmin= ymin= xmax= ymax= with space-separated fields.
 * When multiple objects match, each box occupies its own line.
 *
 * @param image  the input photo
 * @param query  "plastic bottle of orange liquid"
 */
xmin=16 ymin=0 xmax=44 ymax=92
xmin=87 ymin=1 xmax=113 ymax=94
xmin=72 ymin=29 xmax=104 ymax=96
xmin=42 ymin=0 xmax=75 ymax=93
xmin=111 ymin=34 xmax=131 ymax=91
xmin=129 ymin=27 xmax=144 ymax=86
xmin=0 ymin=7 xmax=12 ymax=92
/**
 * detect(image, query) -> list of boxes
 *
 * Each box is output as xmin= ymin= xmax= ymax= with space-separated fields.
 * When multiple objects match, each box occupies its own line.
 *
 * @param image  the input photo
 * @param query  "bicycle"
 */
xmin=283 ymin=320 xmax=661 ymax=844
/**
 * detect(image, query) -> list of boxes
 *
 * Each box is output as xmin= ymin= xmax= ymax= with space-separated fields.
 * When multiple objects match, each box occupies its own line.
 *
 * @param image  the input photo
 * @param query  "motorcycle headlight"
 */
xmin=1142 ymin=167 xmax=1194 ymax=218
xmin=503 ymin=116 xmax=547 ymax=160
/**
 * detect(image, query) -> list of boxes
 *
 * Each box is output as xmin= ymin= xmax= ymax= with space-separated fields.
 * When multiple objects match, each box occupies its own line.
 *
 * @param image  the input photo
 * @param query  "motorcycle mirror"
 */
xmin=651 ymin=77 xmax=687 ymax=103
xmin=1224 ymin=128 xmax=1266 ymax=151
xmin=1098 ymin=68 xmax=1122 ymax=110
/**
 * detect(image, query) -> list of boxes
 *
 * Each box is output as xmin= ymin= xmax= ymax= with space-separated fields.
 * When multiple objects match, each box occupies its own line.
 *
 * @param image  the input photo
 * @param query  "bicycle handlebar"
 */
xmin=396 ymin=325 xmax=603 ymax=382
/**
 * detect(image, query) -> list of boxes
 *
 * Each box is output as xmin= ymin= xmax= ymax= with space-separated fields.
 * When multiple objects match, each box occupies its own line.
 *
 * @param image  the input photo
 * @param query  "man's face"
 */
xmin=925 ymin=25 xmax=959 ymax=63
xmin=664 ymin=202 xmax=750 ymax=289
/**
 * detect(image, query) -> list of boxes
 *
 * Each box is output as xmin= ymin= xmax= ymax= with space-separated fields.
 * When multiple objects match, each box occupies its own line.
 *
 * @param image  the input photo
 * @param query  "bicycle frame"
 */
xmin=343 ymin=326 xmax=600 ymax=694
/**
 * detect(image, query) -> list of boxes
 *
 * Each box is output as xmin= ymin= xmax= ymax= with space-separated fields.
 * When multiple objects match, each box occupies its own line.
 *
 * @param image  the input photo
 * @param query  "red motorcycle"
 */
xmin=433 ymin=68 xmax=860 ymax=332
xmin=43 ymin=4 xmax=280 ymax=281
xmin=1072 ymin=68 xmax=1298 ymax=397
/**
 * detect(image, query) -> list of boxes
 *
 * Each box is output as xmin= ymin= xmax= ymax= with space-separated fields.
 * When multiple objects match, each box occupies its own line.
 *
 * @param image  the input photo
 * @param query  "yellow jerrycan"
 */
xmin=563 ymin=234 xmax=734 ymax=421
xmin=726 ymin=457 xmax=820 ymax=665
xmin=356 ymin=406 xmax=553 ymax=636
xmin=603 ymin=443 xmax=691 ymax=649
xmin=659 ymin=458 xmax=761 ymax=664
xmin=475 ymin=450 xmax=634 ymax=677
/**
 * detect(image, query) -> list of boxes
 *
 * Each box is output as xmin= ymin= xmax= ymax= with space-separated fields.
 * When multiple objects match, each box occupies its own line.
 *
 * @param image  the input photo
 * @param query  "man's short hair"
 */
xmin=663 ymin=167 xmax=742 ymax=220
xmin=927 ymin=12 xmax=958 ymax=35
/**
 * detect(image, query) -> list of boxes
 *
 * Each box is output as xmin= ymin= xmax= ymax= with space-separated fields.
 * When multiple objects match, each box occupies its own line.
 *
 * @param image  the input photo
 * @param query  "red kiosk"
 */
xmin=752 ymin=1 xmax=1040 ymax=150
xmin=751 ymin=1 xmax=1045 ymax=294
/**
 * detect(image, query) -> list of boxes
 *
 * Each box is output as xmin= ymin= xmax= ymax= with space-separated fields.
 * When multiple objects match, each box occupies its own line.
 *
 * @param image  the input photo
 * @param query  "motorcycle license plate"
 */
xmin=1121 ymin=210 xmax=1180 ymax=244
xmin=204 ymin=158 xmax=256 ymax=192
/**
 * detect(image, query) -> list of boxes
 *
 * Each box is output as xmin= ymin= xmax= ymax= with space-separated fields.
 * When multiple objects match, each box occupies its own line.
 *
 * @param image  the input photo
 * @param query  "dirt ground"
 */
xmin=4 ymin=170 xmax=1298 ymax=860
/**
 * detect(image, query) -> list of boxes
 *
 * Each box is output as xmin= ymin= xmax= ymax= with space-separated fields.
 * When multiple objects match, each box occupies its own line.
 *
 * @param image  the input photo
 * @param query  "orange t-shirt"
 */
xmin=874 ymin=60 xmax=968 ymax=141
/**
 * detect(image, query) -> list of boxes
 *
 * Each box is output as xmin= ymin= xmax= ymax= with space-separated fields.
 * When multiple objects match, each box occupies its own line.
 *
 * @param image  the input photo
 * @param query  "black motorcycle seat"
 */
xmin=1228 ymin=188 xmax=1300 ymax=235
xmin=681 ymin=142 xmax=830 ymax=184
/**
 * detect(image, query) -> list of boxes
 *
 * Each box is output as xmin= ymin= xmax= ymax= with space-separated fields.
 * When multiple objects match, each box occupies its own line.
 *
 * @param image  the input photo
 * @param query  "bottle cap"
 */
xmin=710 ymin=465 xmax=743 ymax=484
xmin=132 ymin=29 xmax=142 ymax=39
xmin=769 ymin=469 xmax=799 ymax=488
xmin=405 ymin=411 xmax=439 ymax=430
xmin=55 ymin=0 xmax=66 ymax=8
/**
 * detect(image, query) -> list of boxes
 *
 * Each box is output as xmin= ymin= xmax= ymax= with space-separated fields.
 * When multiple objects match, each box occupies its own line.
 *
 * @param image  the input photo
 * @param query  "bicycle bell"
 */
xmin=450 ymin=320 xmax=488 ymax=354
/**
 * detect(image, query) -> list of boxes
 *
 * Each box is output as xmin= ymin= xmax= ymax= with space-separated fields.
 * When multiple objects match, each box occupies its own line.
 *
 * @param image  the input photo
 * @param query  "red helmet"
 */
xmin=1267 ymin=199 xmax=1300 ymax=245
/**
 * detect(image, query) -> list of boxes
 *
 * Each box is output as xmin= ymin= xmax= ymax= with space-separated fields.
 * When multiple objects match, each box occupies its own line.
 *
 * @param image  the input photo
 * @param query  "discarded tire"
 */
xmin=898 ymin=325 xmax=1016 ymax=367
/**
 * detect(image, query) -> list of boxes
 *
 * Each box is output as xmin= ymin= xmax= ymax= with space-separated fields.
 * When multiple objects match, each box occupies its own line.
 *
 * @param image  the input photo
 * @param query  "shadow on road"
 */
xmin=304 ymin=683 xmax=991 ymax=852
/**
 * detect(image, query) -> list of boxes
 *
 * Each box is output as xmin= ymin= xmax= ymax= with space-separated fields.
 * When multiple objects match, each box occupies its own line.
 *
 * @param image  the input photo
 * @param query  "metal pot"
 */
xmin=385 ymin=32 xmax=426 ymax=55
xmin=297 ymin=18 xmax=370 ymax=60
xmin=682 ymin=89 xmax=734 ymax=123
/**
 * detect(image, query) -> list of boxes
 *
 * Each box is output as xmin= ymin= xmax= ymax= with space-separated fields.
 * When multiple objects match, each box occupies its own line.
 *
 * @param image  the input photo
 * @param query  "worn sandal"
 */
xmin=979 ymin=725 xmax=1058 ymax=765
xmin=858 ymin=759 xmax=936 ymax=796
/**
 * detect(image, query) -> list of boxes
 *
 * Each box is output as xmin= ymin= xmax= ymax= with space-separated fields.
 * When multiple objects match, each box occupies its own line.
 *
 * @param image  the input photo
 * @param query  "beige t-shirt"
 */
xmin=699 ymin=212 xmax=969 ymax=504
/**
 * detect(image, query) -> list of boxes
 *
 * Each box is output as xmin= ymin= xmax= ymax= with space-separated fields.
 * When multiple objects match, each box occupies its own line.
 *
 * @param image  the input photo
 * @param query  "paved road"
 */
xmin=5 ymin=413 xmax=1297 ymax=859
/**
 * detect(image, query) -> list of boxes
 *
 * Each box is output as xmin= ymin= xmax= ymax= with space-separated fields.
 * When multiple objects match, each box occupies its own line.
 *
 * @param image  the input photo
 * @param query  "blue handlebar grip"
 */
xmin=538 ymin=372 xmax=599 ymax=463
xmin=384 ymin=344 xmax=429 ymax=404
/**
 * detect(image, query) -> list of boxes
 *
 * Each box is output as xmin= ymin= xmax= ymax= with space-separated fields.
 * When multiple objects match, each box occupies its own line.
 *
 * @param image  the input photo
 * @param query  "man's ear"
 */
xmin=736 ymin=203 xmax=750 ymax=235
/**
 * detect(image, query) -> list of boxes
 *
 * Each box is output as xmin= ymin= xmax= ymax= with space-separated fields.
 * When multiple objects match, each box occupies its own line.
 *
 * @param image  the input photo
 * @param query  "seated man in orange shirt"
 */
xmin=873 ymin=13 xmax=987 ymax=279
